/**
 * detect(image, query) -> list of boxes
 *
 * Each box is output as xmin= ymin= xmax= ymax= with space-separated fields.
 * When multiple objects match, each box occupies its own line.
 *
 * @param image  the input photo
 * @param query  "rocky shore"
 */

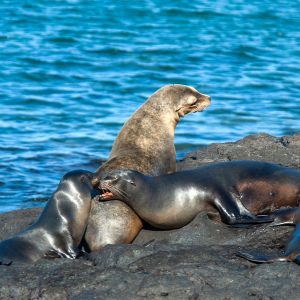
xmin=1 ymin=133 xmax=300 ymax=299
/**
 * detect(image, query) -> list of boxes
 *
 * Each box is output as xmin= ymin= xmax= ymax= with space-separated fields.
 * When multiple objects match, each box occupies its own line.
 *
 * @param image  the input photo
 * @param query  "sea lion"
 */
xmin=84 ymin=84 xmax=211 ymax=251
xmin=93 ymin=160 xmax=300 ymax=229
xmin=0 ymin=170 xmax=94 ymax=265
xmin=99 ymin=84 xmax=211 ymax=174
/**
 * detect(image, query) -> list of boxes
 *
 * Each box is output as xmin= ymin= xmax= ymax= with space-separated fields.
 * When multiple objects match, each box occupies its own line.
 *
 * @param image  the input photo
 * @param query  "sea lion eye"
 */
xmin=186 ymin=96 xmax=198 ymax=105
xmin=122 ymin=178 xmax=136 ymax=186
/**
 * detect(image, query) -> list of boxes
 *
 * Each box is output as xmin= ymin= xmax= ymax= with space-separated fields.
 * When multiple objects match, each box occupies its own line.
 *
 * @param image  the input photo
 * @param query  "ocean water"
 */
xmin=0 ymin=0 xmax=299 ymax=212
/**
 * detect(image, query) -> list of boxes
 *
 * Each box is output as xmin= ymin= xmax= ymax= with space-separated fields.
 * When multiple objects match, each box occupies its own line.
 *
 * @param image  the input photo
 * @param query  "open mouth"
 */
xmin=188 ymin=103 xmax=204 ymax=114
xmin=99 ymin=188 xmax=114 ymax=200
xmin=193 ymin=99 xmax=211 ymax=113
xmin=193 ymin=104 xmax=205 ymax=113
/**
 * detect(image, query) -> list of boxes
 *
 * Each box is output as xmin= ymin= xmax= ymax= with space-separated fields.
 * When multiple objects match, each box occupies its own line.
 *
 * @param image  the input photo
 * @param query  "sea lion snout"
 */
xmin=196 ymin=93 xmax=211 ymax=111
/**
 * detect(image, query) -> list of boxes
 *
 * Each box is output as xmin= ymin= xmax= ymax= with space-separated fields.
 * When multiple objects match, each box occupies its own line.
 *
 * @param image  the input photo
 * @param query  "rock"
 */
xmin=1 ymin=132 xmax=300 ymax=299
xmin=177 ymin=132 xmax=300 ymax=171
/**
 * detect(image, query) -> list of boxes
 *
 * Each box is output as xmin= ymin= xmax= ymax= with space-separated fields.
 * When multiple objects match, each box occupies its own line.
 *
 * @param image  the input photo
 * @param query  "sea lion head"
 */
xmin=61 ymin=170 xmax=95 ymax=197
xmin=92 ymin=170 xmax=143 ymax=202
xmin=153 ymin=84 xmax=211 ymax=122
xmin=55 ymin=170 xmax=96 ymax=246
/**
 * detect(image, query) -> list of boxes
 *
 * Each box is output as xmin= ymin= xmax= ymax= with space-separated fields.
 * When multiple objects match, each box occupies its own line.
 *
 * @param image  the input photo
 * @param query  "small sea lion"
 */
xmin=84 ymin=84 xmax=211 ymax=251
xmin=93 ymin=161 xmax=297 ymax=228
xmin=0 ymin=170 xmax=94 ymax=265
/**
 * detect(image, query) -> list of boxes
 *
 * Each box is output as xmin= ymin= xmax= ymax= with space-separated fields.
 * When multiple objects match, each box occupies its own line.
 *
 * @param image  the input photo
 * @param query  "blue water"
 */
xmin=0 ymin=1 xmax=299 ymax=213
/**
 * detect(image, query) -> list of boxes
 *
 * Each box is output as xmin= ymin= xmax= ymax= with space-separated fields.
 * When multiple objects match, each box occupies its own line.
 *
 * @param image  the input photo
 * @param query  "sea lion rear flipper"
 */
xmin=236 ymin=250 xmax=287 ymax=263
xmin=239 ymin=224 xmax=300 ymax=265
xmin=270 ymin=207 xmax=300 ymax=226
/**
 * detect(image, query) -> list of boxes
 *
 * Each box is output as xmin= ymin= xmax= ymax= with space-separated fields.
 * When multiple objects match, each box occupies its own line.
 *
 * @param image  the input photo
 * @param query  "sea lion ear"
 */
xmin=80 ymin=175 xmax=87 ymax=183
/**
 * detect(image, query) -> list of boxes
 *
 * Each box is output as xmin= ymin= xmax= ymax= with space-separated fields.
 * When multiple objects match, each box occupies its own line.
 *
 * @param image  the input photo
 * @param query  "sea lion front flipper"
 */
xmin=214 ymin=192 xmax=274 ymax=225
xmin=241 ymin=214 xmax=274 ymax=224
xmin=229 ymin=214 xmax=274 ymax=225
xmin=211 ymin=212 xmax=272 ymax=227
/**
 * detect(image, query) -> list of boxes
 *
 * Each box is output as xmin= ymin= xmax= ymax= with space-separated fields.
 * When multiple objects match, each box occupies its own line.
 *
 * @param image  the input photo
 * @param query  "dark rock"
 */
xmin=1 ymin=132 xmax=300 ymax=299
xmin=177 ymin=132 xmax=300 ymax=171
xmin=0 ymin=208 xmax=41 ymax=240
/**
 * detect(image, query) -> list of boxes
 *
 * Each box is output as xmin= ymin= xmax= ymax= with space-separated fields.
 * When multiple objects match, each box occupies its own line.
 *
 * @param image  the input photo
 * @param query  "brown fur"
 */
xmin=100 ymin=84 xmax=211 ymax=176
xmin=84 ymin=200 xmax=143 ymax=252
xmin=237 ymin=180 xmax=300 ymax=214
xmin=84 ymin=84 xmax=211 ymax=251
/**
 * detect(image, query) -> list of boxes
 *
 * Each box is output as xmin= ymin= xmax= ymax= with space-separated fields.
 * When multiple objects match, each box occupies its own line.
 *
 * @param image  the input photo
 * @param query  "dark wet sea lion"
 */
xmin=94 ymin=160 xmax=300 ymax=228
xmin=0 ymin=170 xmax=94 ymax=265
xmin=84 ymin=84 xmax=211 ymax=251
xmin=94 ymin=160 xmax=300 ymax=263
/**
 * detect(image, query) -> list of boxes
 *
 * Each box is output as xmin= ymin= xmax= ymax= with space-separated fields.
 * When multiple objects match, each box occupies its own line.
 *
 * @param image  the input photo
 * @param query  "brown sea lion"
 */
xmin=84 ymin=84 xmax=211 ymax=251
xmin=0 ymin=170 xmax=94 ymax=265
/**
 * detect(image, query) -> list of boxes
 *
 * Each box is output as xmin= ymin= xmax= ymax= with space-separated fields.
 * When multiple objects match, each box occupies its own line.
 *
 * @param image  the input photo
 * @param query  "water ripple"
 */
xmin=0 ymin=0 xmax=299 ymax=212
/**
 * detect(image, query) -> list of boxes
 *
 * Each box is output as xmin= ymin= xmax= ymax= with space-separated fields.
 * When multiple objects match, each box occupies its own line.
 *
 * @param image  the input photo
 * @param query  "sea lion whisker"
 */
xmin=101 ymin=183 xmax=129 ymax=200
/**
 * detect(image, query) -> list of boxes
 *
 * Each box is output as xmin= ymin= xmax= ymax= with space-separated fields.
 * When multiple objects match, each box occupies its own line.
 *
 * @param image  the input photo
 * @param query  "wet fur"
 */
xmin=0 ymin=170 xmax=94 ymax=265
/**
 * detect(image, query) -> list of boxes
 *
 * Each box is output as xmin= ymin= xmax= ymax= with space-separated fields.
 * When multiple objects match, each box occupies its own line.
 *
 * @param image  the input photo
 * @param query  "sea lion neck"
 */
xmin=143 ymin=94 xmax=180 ymax=129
